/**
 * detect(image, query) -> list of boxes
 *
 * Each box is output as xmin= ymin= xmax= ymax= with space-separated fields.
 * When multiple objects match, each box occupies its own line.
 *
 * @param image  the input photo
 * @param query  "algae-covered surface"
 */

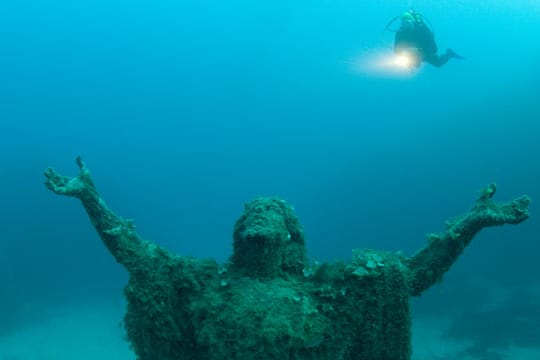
xmin=39 ymin=159 xmax=530 ymax=359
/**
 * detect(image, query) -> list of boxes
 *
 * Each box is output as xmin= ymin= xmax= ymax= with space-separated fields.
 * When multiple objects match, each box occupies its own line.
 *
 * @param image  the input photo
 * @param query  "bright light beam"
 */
xmin=346 ymin=49 xmax=419 ymax=78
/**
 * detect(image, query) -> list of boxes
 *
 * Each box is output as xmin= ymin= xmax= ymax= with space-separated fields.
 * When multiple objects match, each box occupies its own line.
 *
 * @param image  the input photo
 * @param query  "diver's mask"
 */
xmin=400 ymin=12 xmax=415 ymax=30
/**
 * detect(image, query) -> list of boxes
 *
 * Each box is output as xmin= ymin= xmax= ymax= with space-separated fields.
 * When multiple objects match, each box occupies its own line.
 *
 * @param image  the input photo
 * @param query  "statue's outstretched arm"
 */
xmin=44 ymin=157 xmax=168 ymax=271
xmin=407 ymin=184 xmax=530 ymax=296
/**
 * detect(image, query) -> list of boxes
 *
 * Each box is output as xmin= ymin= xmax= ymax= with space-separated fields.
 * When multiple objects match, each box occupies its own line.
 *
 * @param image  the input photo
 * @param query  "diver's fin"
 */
xmin=447 ymin=48 xmax=465 ymax=60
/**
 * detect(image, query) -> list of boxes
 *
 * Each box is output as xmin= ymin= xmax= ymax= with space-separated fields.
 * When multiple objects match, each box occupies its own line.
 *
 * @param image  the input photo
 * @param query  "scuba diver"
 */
xmin=387 ymin=9 xmax=464 ymax=69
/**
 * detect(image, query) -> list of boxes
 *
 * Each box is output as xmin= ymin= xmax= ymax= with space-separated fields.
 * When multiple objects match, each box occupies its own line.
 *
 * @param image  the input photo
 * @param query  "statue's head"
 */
xmin=229 ymin=197 xmax=307 ymax=279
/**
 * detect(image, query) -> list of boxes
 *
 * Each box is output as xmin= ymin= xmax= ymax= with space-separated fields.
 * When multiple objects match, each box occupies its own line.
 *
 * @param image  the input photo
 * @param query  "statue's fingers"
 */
xmin=44 ymin=168 xmax=72 ymax=193
xmin=44 ymin=169 xmax=60 ymax=191
xmin=44 ymin=167 xmax=56 ymax=180
xmin=76 ymin=156 xmax=85 ymax=171
xmin=511 ymin=196 xmax=531 ymax=220
xmin=44 ymin=179 xmax=55 ymax=192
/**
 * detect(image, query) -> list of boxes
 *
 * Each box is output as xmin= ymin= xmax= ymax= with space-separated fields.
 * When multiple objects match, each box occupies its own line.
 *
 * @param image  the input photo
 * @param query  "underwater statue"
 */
xmin=45 ymin=157 xmax=530 ymax=360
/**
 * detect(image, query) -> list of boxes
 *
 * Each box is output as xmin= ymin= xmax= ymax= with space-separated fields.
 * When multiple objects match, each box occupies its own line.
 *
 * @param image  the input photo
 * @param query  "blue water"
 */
xmin=1 ymin=0 xmax=539 ymax=357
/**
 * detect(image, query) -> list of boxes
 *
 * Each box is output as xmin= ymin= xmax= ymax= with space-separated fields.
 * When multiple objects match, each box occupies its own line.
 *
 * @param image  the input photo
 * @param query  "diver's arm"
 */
xmin=44 ymin=157 xmax=171 ymax=271
xmin=406 ymin=184 xmax=530 ymax=296
xmin=394 ymin=29 xmax=412 ymax=53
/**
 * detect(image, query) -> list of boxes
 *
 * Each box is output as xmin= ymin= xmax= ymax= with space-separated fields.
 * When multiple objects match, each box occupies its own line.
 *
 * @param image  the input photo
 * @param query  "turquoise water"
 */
xmin=1 ymin=0 xmax=539 ymax=358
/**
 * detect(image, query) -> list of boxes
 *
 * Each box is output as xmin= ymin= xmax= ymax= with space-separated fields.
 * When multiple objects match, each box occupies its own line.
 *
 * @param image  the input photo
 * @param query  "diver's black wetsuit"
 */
xmin=394 ymin=21 xmax=456 ymax=67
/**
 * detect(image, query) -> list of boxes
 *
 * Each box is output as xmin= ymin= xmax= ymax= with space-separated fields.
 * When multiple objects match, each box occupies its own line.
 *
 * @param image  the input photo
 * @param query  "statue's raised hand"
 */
xmin=44 ymin=156 xmax=96 ymax=198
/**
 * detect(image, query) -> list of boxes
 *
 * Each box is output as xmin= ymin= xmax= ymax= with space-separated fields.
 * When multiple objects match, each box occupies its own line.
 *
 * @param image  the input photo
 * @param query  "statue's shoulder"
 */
xmin=298 ymin=249 xmax=410 ymax=304
xmin=348 ymin=248 xmax=408 ymax=279
xmin=302 ymin=249 xmax=407 ymax=285
xmin=159 ymin=256 xmax=221 ymax=293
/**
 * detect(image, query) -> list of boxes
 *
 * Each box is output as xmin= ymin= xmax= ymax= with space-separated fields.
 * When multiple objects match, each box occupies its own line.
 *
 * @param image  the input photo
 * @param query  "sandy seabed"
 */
xmin=1 ymin=302 xmax=539 ymax=360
